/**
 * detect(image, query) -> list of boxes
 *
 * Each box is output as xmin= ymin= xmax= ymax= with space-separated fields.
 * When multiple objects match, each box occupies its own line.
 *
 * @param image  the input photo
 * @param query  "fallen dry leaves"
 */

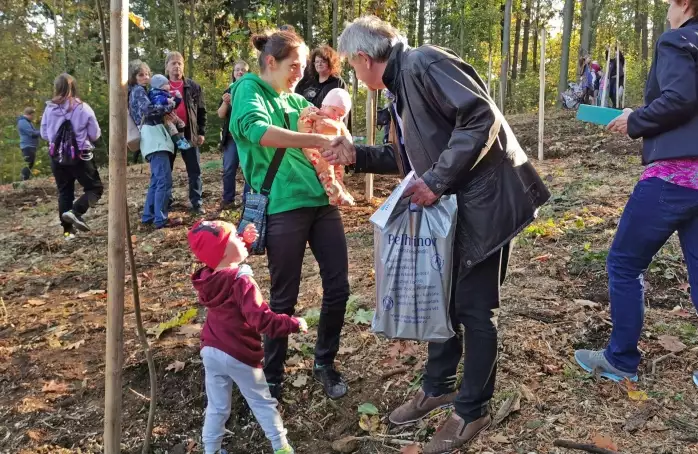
xmin=657 ymin=334 xmax=687 ymax=353
xmin=165 ymin=360 xmax=185 ymax=373
xmin=591 ymin=433 xmax=619 ymax=451
xmin=41 ymin=380 xmax=70 ymax=394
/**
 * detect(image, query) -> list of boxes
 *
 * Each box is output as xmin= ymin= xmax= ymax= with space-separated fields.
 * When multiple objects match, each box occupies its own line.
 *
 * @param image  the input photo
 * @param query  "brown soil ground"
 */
xmin=1 ymin=110 xmax=697 ymax=454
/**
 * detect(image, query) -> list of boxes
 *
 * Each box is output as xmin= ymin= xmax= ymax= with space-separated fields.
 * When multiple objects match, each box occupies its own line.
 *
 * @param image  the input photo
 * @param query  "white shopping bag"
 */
xmin=369 ymin=171 xmax=416 ymax=230
xmin=370 ymin=175 xmax=457 ymax=342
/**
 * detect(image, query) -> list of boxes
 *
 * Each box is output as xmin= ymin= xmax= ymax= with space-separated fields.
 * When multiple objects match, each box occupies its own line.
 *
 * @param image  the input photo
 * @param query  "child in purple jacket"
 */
xmin=40 ymin=73 xmax=103 ymax=238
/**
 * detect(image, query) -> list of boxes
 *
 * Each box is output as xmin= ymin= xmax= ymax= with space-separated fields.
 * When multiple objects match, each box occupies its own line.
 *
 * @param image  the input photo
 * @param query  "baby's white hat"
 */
xmin=322 ymin=88 xmax=352 ymax=113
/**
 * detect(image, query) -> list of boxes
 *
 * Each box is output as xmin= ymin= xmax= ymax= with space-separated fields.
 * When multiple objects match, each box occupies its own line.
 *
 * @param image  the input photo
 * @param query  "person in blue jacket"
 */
xmin=17 ymin=107 xmax=41 ymax=180
xmin=575 ymin=0 xmax=698 ymax=388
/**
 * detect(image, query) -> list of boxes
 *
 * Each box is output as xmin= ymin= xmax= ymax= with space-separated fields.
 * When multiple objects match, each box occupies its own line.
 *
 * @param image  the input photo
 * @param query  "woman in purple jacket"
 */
xmin=41 ymin=73 xmax=103 ymax=239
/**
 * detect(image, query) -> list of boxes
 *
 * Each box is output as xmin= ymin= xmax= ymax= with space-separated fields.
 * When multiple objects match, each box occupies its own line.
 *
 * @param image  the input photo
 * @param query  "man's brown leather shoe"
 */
xmin=423 ymin=413 xmax=491 ymax=454
xmin=388 ymin=389 xmax=457 ymax=425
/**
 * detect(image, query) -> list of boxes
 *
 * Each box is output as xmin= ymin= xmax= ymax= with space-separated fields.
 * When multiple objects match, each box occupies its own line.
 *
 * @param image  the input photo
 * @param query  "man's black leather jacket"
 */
xmin=355 ymin=43 xmax=550 ymax=269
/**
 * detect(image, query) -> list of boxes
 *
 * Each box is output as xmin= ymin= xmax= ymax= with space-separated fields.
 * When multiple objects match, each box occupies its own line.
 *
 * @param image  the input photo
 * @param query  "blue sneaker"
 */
xmin=693 ymin=371 xmax=698 ymax=388
xmin=176 ymin=137 xmax=192 ymax=150
xmin=574 ymin=349 xmax=638 ymax=382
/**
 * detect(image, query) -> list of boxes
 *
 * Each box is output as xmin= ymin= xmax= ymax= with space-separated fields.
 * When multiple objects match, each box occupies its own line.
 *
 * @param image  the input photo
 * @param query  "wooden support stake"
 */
xmin=365 ymin=89 xmax=376 ymax=202
xmin=615 ymin=42 xmax=620 ymax=108
xmin=601 ymin=45 xmax=611 ymax=107
xmin=104 ymin=0 xmax=128 ymax=451
xmin=538 ymin=28 xmax=546 ymax=161
xmin=553 ymin=439 xmax=621 ymax=454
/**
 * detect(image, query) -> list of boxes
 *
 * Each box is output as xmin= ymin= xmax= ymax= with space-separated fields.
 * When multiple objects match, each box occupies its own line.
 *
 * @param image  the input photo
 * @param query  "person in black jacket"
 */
xmin=605 ymin=48 xmax=625 ymax=108
xmin=165 ymin=51 xmax=207 ymax=215
xmin=324 ymin=16 xmax=550 ymax=454
xmin=296 ymin=45 xmax=347 ymax=107
xmin=576 ymin=0 xmax=698 ymax=389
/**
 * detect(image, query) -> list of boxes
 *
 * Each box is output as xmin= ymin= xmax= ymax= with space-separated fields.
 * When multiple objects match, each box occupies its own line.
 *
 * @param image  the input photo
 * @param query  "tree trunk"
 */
xmin=61 ymin=0 xmax=68 ymax=70
xmin=557 ymin=0 xmax=574 ymax=106
xmin=173 ymin=0 xmax=183 ymax=54
xmin=512 ymin=3 xmax=521 ymax=81
xmin=589 ymin=0 xmax=605 ymax=52
xmin=532 ymin=0 xmax=539 ymax=71
xmin=580 ymin=0 xmax=593 ymax=56
xmin=521 ymin=0 xmax=531 ymax=75
xmin=432 ymin=0 xmax=442 ymax=44
xmin=417 ymin=0 xmax=425 ymax=46
xmin=306 ymin=0 xmax=314 ymax=44
xmin=641 ymin=0 xmax=649 ymax=81
xmin=95 ymin=0 xmax=109 ymax=80
xmin=634 ymin=0 xmax=642 ymax=54
xmin=188 ymin=0 xmax=195 ymax=79
xmin=652 ymin=0 xmax=665 ymax=50
xmin=332 ymin=0 xmax=338 ymax=48
xmin=210 ymin=13 xmax=216 ymax=83
xmin=407 ymin=0 xmax=417 ymax=44
xmin=500 ymin=0 xmax=512 ymax=112
xmin=274 ymin=0 xmax=281 ymax=26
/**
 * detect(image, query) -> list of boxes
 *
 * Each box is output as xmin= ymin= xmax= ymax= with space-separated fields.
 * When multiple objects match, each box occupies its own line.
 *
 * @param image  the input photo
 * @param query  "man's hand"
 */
xmin=222 ymin=93 xmax=231 ymax=104
xmin=321 ymin=136 xmax=356 ymax=166
xmin=197 ymin=136 xmax=205 ymax=146
xmin=404 ymin=178 xmax=439 ymax=206
xmin=608 ymin=108 xmax=633 ymax=135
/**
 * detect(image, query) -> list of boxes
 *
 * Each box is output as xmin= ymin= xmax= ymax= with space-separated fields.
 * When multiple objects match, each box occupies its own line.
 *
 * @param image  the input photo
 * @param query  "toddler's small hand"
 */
xmin=295 ymin=317 xmax=308 ymax=333
xmin=174 ymin=90 xmax=182 ymax=98
xmin=242 ymin=224 xmax=259 ymax=244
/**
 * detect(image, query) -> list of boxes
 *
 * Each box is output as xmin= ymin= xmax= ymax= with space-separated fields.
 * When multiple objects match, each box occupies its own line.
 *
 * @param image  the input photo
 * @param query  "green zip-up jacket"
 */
xmin=229 ymin=73 xmax=328 ymax=215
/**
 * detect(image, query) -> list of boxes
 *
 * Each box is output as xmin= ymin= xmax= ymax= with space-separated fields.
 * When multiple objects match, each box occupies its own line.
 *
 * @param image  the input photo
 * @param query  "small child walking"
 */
xmin=149 ymin=74 xmax=191 ymax=150
xmin=188 ymin=220 xmax=307 ymax=454
xmin=298 ymin=88 xmax=355 ymax=206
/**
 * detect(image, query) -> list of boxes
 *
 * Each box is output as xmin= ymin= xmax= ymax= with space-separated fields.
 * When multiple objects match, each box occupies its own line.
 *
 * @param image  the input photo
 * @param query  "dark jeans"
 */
xmin=221 ymin=139 xmax=251 ymax=204
xmin=605 ymin=177 xmax=698 ymax=373
xmin=263 ymin=206 xmax=350 ymax=385
xmin=21 ymin=147 xmax=36 ymax=180
xmin=50 ymin=158 xmax=104 ymax=232
xmin=142 ymin=151 xmax=173 ymax=227
xmin=169 ymin=143 xmax=202 ymax=208
xmin=609 ymin=82 xmax=623 ymax=108
xmin=131 ymin=150 xmax=143 ymax=165
xmin=422 ymin=244 xmax=508 ymax=424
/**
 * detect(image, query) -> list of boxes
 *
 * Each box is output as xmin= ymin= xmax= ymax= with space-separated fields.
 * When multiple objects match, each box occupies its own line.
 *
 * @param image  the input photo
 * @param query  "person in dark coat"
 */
xmin=576 ymin=0 xmax=698 ymax=389
xmin=17 ymin=107 xmax=41 ymax=180
xmin=324 ymin=16 xmax=550 ymax=454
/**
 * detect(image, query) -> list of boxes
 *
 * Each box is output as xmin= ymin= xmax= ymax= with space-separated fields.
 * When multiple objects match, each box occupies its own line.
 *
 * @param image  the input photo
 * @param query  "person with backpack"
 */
xmin=17 ymin=107 xmax=41 ymax=181
xmin=40 ymin=73 xmax=103 ymax=239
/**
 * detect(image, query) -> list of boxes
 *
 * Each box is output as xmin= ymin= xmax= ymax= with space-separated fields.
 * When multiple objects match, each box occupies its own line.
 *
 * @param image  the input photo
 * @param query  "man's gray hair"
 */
xmin=338 ymin=16 xmax=406 ymax=62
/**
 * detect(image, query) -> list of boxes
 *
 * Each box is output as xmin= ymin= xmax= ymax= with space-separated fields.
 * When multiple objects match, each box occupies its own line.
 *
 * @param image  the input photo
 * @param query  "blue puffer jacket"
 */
xmin=17 ymin=115 xmax=40 ymax=149
xmin=628 ymin=17 xmax=698 ymax=164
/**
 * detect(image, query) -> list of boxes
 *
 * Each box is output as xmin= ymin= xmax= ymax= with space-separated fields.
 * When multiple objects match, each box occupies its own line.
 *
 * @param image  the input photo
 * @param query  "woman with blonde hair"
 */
xmin=40 ymin=73 xmax=103 ymax=239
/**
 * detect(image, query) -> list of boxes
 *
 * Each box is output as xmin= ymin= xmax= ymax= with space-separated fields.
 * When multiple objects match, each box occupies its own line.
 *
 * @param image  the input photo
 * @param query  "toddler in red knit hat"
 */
xmin=188 ymin=220 xmax=306 ymax=454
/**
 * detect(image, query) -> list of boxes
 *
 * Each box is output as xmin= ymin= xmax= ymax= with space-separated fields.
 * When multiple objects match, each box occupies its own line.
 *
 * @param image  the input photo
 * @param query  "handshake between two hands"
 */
xmin=319 ymin=134 xmax=439 ymax=206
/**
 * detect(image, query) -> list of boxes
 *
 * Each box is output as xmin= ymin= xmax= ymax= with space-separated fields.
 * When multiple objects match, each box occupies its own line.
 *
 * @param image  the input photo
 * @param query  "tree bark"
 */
xmin=306 ymin=0 xmax=314 ymax=44
xmin=407 ymin=0 xmax=417 ymax=45
xmin=532 ymin=0 xmax=539 ymax=71
xmin=641 ymin=0 xmax=649 ymax=81
xmin=500 ymin=0 xmax=512 ymax=112
xmin=210 ymin=12 xmax=216 ymax=82
xmin=634 ymin=0 xmax=642 ymax=54
xmin=512 ymin=2 xmax=521 ymax=81
xmin=173 ymin=0 xmax=183 ymax=54
xmin=521 ymin=0 xmax=531 ymax=75
xmin=188 ymin=0 xmax=195 ymax=79
xmin=332 ymin=0 xmax=338 ymax=48
xmin=652 ymin=0 xmax=665 ymax=50
xmin=417 ymin=0 xmax=425 ymax=46
xmin=95 ymin=0 xmax=109 ymax=80
xmin=558 ymin=0 xmax=574 ymax=106
xmin=580 ymin=0 xmax=593 ymax=56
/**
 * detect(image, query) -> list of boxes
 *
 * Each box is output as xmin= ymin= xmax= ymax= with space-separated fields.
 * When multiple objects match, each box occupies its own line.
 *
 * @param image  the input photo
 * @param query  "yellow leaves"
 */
xmin=358 ymin=414 xmax=380 ymax=433
xmin=147 ymin=308 xmax=197 ymax=339
xmin=623 ymin=378 xmax=648 ymax=401
xmin=129 ymin=12 xmax=145 ymax=30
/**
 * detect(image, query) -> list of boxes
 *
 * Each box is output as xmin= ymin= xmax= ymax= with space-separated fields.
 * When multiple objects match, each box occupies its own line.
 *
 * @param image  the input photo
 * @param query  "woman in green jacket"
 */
xmin=229 ymin=30 xmax=350 ymax=400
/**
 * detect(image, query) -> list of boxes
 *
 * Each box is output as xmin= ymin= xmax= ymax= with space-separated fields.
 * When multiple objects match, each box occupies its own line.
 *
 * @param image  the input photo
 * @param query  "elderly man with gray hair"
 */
xmin=323 ymin=16 xmax=550 ymax=453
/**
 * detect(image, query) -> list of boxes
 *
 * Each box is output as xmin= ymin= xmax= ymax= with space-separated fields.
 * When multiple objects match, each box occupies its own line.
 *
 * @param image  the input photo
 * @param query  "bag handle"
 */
xmin=259 ymin=112 xmax=290 ymax=196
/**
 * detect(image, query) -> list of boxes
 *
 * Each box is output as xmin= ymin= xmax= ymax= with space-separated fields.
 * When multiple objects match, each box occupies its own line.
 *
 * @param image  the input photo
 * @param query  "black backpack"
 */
xmin=49 ymin=117 xmax=80 ymax=166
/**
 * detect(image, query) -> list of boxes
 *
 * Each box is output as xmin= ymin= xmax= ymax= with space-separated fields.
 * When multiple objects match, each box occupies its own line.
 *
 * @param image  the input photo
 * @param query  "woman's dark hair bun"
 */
xmin=251 ymin=33 xmax=270 ymax=51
